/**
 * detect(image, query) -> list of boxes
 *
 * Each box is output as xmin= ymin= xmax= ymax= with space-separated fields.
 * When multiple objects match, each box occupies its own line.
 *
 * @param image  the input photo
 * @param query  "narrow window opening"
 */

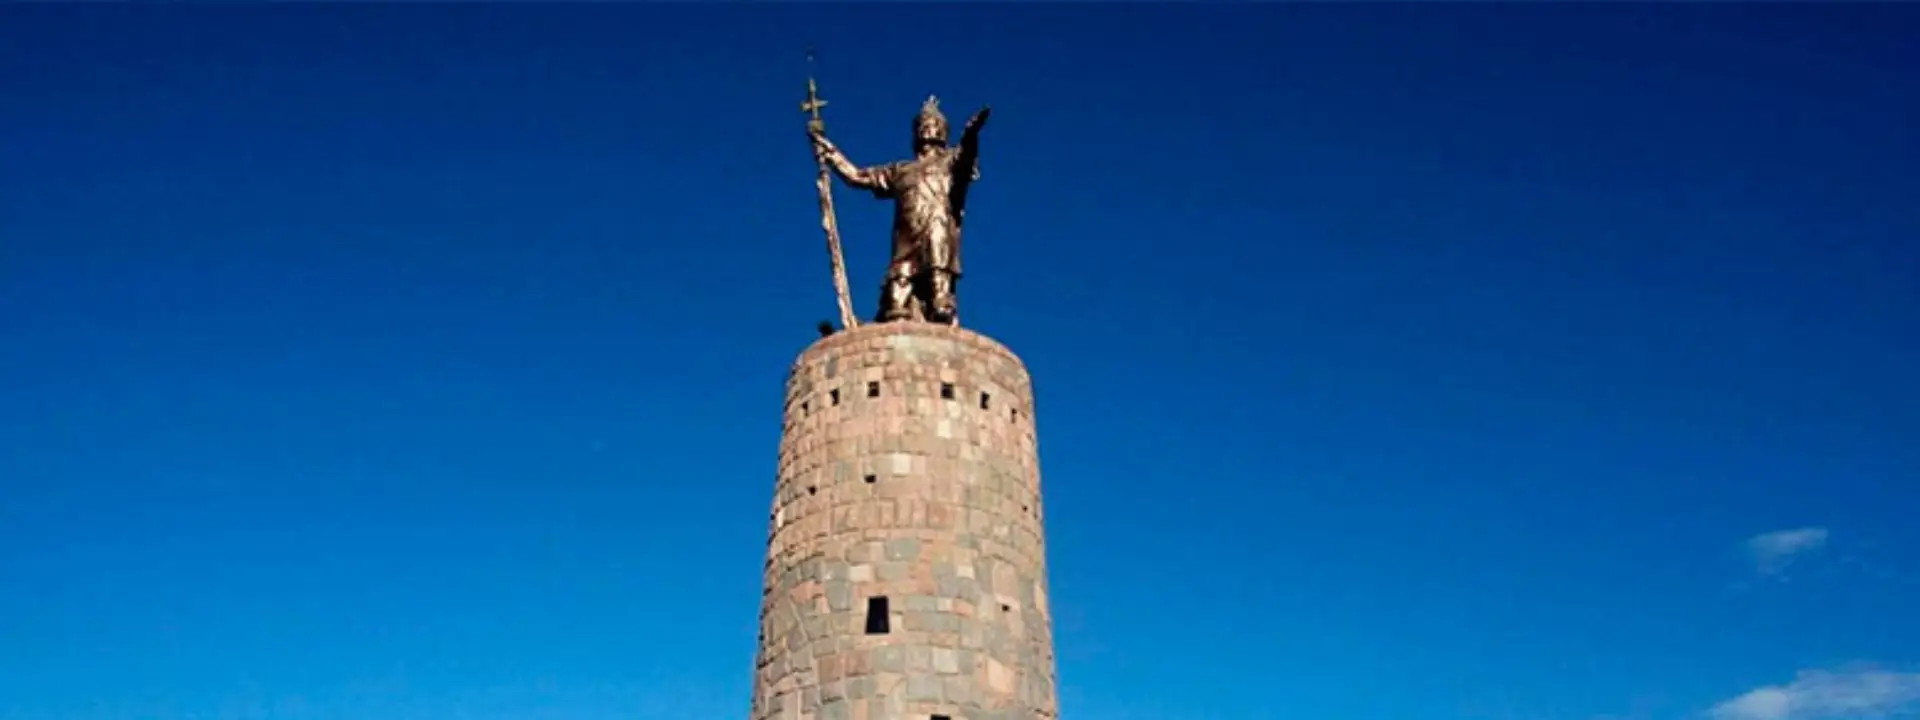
xmin=979 ymin=392 xmax=992 ymax=410
xmin=864 ymin=596 xmax=891 ymax=634
xmin=867 ymin=381 xmax=880 ymax=397
xmin=807 ymin=485 xmax=817 ymax=496
xmin=1000 ymin=603 xmax=1011 ymax=613
xmin=932 ymin=716 xmax=952 ymax=720
xmin=863 ymin=474 xmax=877 ymax=484
xmin=801 ymin=401 xmax=810 ymax=416
xmin=830 ymin=388 xmax=841 ymax=406
xmin=940 ymin=383 xmax=955 ymax=400
xmin=1011 ymin=407 xmax=1020 ymax=422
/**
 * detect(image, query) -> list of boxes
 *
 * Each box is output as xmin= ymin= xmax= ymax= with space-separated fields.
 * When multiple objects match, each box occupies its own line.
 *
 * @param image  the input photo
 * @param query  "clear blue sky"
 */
xmin=3 ymin=5 xmax=1917 ymax=720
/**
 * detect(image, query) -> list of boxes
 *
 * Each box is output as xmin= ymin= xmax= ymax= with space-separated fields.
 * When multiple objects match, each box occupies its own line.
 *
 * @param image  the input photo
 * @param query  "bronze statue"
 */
xmin=809 ymin=95 xmax=989 ymax=325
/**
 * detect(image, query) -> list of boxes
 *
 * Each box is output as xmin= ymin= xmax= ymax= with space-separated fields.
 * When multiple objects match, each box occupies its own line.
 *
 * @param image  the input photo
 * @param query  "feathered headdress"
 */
xmin=913 ymin=94 xmax=949 ymax=144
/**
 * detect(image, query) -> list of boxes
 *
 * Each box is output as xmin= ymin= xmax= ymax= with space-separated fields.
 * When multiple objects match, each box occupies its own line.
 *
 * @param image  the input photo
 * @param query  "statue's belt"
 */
xmin=886 ymin=266 xmax=963 ymax=280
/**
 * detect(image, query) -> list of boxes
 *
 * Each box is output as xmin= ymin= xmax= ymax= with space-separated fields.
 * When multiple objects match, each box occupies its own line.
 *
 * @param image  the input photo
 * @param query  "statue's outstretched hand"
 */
xmin=807 ymin=127 xmax=833 ymax=160
xmin=966 ymin=106 xmax=992 ymax=133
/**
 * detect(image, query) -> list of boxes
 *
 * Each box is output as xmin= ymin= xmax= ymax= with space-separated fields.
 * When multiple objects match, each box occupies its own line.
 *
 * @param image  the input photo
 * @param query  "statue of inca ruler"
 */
xmin=809 ymin=96 xmax=989 ymax=325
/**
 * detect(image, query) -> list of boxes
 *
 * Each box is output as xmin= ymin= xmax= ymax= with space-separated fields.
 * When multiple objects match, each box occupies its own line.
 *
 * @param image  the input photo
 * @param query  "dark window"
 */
xmin=933 ymin=716 xmax=952 ymax=720
xmin=867 ymin=381 xmax=880 ymax=398
xmin=801 ymin=401 xmax=810 ymax=416
xmin=864 ymin=474 xmax=877 ymax=484
xmin=865 ymin=597 xmax=891 ymax=634
xmin=830 ymin=389 xmax=841 ymax=406
xmin=807 ymin=485 xmax=817 ymax=496
xmin=940 ymin=383 xmax=955 ymax=400
xmin=980 ymin=392 xmax=991 ymax=410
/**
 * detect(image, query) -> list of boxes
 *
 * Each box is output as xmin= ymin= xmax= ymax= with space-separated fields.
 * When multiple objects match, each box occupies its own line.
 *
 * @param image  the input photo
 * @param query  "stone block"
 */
xmin=906 ymin=675 xmax=942 ymax=702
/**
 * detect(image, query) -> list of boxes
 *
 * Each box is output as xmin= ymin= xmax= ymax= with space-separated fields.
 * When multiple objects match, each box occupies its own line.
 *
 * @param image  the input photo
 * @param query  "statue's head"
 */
xmin=913 ymin=95 xmax=948 ymax=150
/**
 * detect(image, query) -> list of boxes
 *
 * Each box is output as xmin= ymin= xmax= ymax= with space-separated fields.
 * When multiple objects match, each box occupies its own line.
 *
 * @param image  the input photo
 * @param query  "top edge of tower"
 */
xmin=794 ymin=320 xmax=1024 ymax=369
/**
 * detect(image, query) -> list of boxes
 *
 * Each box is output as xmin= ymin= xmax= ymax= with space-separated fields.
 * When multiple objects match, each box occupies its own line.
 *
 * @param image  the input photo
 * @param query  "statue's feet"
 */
xmin=877 ymin=305 xmax=922 ymax=324
xmin=927 ymin=302 xmax=958 ymax=326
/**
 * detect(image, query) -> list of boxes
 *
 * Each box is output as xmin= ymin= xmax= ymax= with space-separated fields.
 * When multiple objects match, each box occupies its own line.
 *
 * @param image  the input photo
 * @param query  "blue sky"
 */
xmin=2 ymin=5 xmax=1917 ymax=720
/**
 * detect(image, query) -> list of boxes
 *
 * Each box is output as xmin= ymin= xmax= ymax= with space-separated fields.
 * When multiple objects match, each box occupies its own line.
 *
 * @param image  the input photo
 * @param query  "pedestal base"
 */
xmin=751 ymin=322 xmax=1059 ymax=720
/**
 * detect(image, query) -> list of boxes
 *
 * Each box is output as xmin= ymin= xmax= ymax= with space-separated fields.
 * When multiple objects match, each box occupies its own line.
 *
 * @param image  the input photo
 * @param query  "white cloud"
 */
xmin=1747 ymin=527 xmax=1830 ymax=575
xmin=1708 ymin=668 xmax=1920 ymax=720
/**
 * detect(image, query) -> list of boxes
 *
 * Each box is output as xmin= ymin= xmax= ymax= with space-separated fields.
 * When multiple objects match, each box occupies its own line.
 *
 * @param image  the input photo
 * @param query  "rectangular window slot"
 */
xmin=864 ymin=474 xmax=877 ymax=484
xmin=979 ymin=392 xmax=992 ymax=410
xmin=830 ymin=389 xmax=841 ymax=406
xmin=801 ymin=401 xmax=810 ymax=416
xmin=864 ymin=596 xmax=891 ymax=634
xmin=940 ymin=383 xmax=955 ymax=400
xmin=933 ymin=716 xmax=952 ymax=720
xmin=867 ymin=381 xmax=880 ymax=398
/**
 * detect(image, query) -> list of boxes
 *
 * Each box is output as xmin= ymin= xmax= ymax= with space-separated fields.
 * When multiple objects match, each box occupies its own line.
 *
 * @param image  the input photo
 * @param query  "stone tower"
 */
xmin=750 ymin=321 xmax=1059 ymax=720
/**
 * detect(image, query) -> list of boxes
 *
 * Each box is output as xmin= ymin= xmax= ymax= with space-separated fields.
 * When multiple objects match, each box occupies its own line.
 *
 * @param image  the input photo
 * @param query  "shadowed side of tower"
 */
xmin=751 ymin=322 xmax=1059 ymax=720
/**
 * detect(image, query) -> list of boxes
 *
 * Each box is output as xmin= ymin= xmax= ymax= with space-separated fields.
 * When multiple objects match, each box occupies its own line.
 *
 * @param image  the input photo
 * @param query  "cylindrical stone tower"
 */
xmin=751 ymin=321 xmax=1059 ymax=720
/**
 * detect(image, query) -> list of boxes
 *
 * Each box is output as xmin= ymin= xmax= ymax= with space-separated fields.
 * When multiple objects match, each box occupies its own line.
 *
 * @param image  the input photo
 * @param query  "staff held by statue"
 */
xmin=801 ymin=51 xmax=860 ymax=332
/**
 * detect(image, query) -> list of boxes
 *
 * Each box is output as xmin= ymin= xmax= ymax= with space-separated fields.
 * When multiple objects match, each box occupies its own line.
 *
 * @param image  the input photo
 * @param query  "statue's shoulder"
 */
xmin=942 ymin=145 xmax=975 ymax=170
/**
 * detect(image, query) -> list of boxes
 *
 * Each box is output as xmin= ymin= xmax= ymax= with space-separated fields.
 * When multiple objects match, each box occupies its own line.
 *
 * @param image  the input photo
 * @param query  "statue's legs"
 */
xmin=922 ymin=236 xmax=959 ymax=326
xmin=925 ymin=268 xmax=958 ymax=326
xmin=877 ymin=257 xmax=922 ymax=323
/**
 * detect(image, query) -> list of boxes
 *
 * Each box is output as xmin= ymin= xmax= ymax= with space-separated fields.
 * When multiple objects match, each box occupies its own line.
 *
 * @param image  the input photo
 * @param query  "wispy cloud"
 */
xmin=1746 ymin=527 xmax=1830 ymax=576
xmin=1708 ymin=668 xmax=1920 ymax=720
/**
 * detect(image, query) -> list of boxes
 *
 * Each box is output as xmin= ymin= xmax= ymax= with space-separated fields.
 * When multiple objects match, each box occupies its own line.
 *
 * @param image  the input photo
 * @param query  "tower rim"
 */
xmin=794 ymin=321 xmax=1027 ymax=373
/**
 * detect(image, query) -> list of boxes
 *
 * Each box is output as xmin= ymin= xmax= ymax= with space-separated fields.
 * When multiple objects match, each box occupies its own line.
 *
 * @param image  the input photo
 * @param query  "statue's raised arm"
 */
xmin=809 ymin=128 xmax=895 ymax=196
xmin=956 ymin=106 xmax=989 ymax=181
xmin=951 ymin=105 xmax=990 ymax=227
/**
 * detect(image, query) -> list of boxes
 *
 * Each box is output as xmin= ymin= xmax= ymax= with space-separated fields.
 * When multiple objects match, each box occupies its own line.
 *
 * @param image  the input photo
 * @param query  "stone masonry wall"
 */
xmin=751 ymin=322 xmax=1058 ymax=720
